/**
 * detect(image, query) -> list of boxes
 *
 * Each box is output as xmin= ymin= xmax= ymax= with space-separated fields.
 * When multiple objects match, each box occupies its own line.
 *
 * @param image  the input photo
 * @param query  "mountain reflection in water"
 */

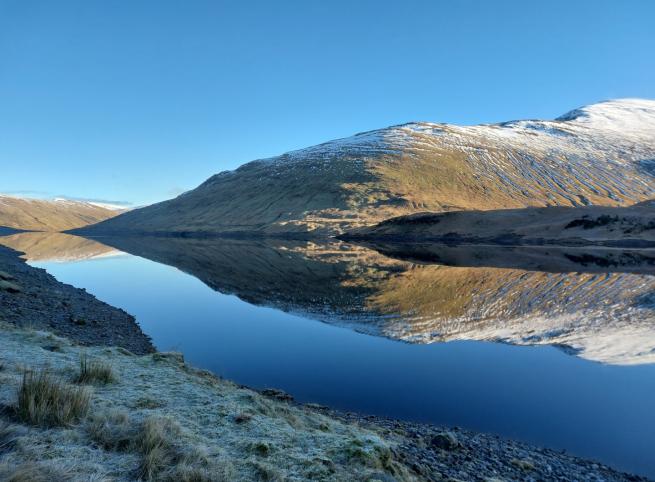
xmin=7 ymin=234 xmax=652 ymax=366
xmin=0 ymin=232 xmax=124 ymax=262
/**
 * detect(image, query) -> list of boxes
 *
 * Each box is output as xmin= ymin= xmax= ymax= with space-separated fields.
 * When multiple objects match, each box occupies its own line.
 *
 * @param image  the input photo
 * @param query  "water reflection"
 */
xmin=13 ymin=234 xmax=652 ymax=366
xmin=0 ymin=232 xmax=123 ymax=262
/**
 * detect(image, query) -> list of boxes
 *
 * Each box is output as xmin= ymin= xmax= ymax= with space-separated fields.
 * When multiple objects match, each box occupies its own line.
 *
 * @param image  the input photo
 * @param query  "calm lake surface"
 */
xmin=4 ymin=232 xmax=655 ymax=477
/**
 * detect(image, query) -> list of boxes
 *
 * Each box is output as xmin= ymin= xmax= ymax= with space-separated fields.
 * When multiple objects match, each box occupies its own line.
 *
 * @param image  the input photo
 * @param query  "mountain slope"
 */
xmin=78 ymin=99 xmax=655 ymax=237
xmin=0 ymin=196 xmax=124 ymax=232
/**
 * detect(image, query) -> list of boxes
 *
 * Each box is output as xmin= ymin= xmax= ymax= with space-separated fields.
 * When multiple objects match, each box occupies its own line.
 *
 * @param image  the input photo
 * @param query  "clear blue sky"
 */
xmin=1 ymin=0 xmax=653 ymax=206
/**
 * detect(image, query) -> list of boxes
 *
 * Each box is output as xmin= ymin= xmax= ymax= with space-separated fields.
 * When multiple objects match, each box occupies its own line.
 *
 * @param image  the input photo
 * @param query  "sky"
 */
xmin=1 ymin=0 xmax=654 ymax=206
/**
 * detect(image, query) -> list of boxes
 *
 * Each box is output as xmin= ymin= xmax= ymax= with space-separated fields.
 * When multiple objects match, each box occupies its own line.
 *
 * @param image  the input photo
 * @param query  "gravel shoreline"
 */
xmin=255 ymin=389 xmax=650 ymax=482
xmin=0 ymin=245 xmax=154 ymax=355
xmin=322 ymin=410 xmax=649 ymax=481
xmin=0 ymin=245 xmax=650 ymax=481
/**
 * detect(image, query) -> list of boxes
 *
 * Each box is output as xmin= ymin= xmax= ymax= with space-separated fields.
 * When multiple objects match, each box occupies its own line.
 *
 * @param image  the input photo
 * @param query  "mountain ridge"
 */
xmin=76 ymin=98 xmax=655 ymax=238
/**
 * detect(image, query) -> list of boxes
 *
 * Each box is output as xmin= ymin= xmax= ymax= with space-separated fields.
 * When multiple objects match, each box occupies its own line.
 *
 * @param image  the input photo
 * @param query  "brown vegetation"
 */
xmin=16 ymin=369 xmax=90 ymax=427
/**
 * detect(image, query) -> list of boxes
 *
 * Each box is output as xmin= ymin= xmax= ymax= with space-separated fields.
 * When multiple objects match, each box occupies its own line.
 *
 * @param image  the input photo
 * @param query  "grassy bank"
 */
xmin=0 ymin=324 xmax=414 ymax=481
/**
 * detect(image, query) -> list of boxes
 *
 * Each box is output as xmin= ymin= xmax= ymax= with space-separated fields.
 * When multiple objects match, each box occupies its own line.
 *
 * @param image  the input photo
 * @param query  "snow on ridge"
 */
xmin=52 ymin=198 xmax=129 ymax=211
xmin=86 ymin=201 xmax=129 ymax=211
xmin=556 ymin=98 xmax=655 ymax=121
xmin=554 ymin=98 xmax=655 ymax=136
xmin=259 ymin=98 xmax=655 ymax=166
xmin=32 ymin=248 xmax=128 ymax=263
xmin=0 ymin=195 xmax=131 ymax=213
xmin=244 ymin=128 xmax=407 ymax=170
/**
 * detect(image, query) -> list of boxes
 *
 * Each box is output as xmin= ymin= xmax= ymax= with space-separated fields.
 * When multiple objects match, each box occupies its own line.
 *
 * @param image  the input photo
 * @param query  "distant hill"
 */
xmin=77 ymin=99 xmax=655 ymax=237
xmin=0 ymin=196 xmax=125 ymax=232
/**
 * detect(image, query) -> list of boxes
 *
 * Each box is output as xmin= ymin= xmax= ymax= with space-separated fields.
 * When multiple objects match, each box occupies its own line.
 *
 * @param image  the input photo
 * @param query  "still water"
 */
xmin=3 ymin=232 xmax=655 ymax=477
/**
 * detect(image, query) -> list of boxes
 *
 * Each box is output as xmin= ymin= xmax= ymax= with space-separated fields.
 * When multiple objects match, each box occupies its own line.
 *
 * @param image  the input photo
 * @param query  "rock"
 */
xmin=152 ymin=352 xmax=185 ymax=364
xmin=431 ymin=432 xmax=460 ymax=451
xmin=70 ymin=315 xmax=86 ymax=325
xmin=261 ymin=388 xmax=294 ymax=402
xmin=511 ymin=458 xmax=536 ymax=471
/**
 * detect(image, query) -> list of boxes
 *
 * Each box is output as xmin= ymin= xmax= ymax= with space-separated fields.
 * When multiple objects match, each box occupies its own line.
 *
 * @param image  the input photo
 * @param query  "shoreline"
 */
xmin=0 ymin=246 xmax=650 ymax=481
xmin=0 ymin=245 xmax=154 ymax=355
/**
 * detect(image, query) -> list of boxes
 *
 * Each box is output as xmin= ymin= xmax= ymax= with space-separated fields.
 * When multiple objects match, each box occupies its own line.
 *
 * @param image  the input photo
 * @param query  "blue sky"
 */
xmin=1 ymin=1 xmax=654 ymax=206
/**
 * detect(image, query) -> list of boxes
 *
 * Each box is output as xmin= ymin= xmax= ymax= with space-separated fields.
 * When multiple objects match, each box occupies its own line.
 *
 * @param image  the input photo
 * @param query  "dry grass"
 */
xmin=86 ymin=412 xmax=235 ymax=480
xmin=0 ymin=461 xmax=74 ymax=482
xmin=136 ymin=416 xmax=235 ymax=481
xmin=0 ymin=419 xmax=26 ymax=453
xmin=16 ymin=369 xmax=90 ymax=427
xmin=249 ymin=459 xmax=284 ymax=481
xmin=87 ymin=410 xmax=137 ymax=451
xmin=74 ymin=354 xmax=117 ymax=385
xmin=87 ymin=412 xmax=236 ymax=481
xmin=137 ymin=416 xmax=184 ymax=480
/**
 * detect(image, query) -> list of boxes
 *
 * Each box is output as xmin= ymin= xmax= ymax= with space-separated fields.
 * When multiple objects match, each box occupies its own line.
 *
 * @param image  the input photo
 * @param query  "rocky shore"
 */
xmin=316 ymin=409 xmax=648 ymax=482
xmin=0 ymin=245 xmax=153 ymax=355
xmin=0 ymin=246 xmax=650 ymax=481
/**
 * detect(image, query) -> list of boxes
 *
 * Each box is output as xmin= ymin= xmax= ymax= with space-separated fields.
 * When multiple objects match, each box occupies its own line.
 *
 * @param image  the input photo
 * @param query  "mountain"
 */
xmin=76 ymin=99 xmax=655 ymax=237
xmin=342 ymin=201 xmax=655 ymax=247
xmin=72 ymin=235 xmax=655 ymax=365
xmin=0 ymin=196 xmax=125 ymax=232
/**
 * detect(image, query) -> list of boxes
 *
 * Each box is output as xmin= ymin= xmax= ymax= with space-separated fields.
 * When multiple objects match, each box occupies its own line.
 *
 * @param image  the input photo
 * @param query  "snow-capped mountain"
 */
xmin=78 ymin=99 xmax=655 ymax=237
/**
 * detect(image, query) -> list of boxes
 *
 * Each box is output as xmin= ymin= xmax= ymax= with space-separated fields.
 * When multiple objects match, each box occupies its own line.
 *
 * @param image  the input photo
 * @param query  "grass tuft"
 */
xmin=137 ymin=417 xmax=185 ymax=480
xmin=249 ymin=441 xmax=271 ymax=457
xmin=16 ymin=369 xmax=90 ymax=427
xmin=135 ymin=416 xmax=235 ymax=481
xmin=86 ymin=412 xmax=234 ymax=481
xmin=234 ymin=412 xmax=253 ymax=424
xmin=74 ymin=354 xmax=117 ymax=385
xmin=87 ymin=409 xmax=136 ymax=451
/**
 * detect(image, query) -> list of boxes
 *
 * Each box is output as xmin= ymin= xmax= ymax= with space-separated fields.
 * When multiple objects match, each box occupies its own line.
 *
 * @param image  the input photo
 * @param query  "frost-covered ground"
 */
xmin=0 ymin=326 xmax=413 ymax=481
